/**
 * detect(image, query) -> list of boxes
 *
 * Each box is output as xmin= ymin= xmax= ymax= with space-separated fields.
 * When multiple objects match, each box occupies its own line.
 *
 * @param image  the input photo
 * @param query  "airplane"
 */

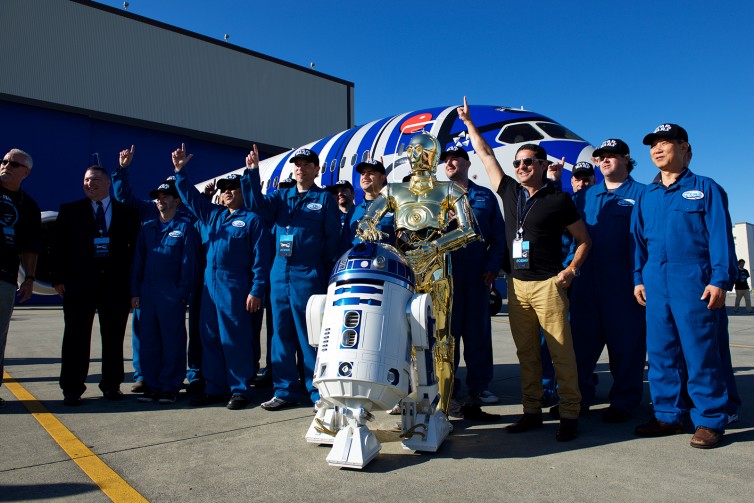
xmin=195 ymin=104 xmax=598 ymax=203
xmin=27 ymin=104 xmax=596 ymax=297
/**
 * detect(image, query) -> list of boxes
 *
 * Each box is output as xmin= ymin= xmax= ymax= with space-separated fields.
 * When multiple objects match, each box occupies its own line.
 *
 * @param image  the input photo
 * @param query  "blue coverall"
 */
xmin=112 ymin=168 xmax=205 ymax=386
xmin=570 ymin=177 xmax=647 ymax=412
xmin=632 ymin=169 xmax=737 ymax=431
xmin=175 ymin=170 xmax=271 ymax=399
xmin=450 ymin=181 xmax=506 ymax=396
xmin=339 ymin=198 xmax=395 ymax=255
xmin=242 ymin=169 xmax=341 ymax=403
xmin=131 ymin=216 xmax=199 ymax=394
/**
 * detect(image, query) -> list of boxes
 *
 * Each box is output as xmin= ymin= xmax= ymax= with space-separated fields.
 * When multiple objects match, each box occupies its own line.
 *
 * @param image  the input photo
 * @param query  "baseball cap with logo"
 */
xmin=325 ymin=179 xmax=354 ymax=194
xmin=288 ymin=148 xmax=319 ymax=166
xmin=572 ymin=161 xmax=595 ymax=178
xmin=592 ymin=139 xmax=630 ymax=158
xmin=440 ymin=145 xmax=470 ymax=162
xmin=149 ymin=179 xmax=180 ymax=199
xmin=216 ymin=173 xmax=242 ymax=191
xmin=642 ymin=123 xmax=689 ymax=145
xmin=355 ymin=159 xmax=386 ymax=174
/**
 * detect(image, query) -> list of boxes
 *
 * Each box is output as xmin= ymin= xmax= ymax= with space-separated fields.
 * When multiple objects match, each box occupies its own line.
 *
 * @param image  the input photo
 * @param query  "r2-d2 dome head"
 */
xmin=406 ymin=132 xmax=440 ymax=175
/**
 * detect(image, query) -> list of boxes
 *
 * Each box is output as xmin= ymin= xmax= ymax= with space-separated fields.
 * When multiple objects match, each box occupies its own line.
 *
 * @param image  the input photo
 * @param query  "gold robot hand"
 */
xmin=404 ymin=242 xmax=439 ymax=273
xmin=356 ymin=224 xmax=389 ymax=243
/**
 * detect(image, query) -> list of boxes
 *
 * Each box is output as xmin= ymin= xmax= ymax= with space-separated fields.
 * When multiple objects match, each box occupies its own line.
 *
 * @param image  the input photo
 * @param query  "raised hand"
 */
xmin=246 ymin=144 xmax=259 ymax=170
xmin=119 ymin=145 xmax=135 ymax=168
xmin=172 ymin=143 xmax=193 ymax=172
xmin=204 ymin=180 xmax=217 ymax=195
xmin=457 ymin=96 xmax=471 ymax=123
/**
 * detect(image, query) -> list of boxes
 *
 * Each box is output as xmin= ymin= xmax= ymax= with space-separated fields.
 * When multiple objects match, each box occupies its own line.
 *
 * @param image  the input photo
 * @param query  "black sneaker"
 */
xmin=189 ymin=393 xmax=226 ymax=407
xmin=602 ymin=405 xmax=632 ymax=423
xmin=158 ymin=392 xmax=177 ymax=404
xmin=103 ymin=390 xmax=125 ymax=401
xmin=505 ymin=413 xmax=543 ymax=433
xmin=227 ymin=394 xmax=251 ymax=410
xmin=186 ymin=380 xmax=205 ymax=395
xmin=63 ymin=394 xmax=82 ymax=406
xmin=556 ymin=418 xmax=578 ymax=441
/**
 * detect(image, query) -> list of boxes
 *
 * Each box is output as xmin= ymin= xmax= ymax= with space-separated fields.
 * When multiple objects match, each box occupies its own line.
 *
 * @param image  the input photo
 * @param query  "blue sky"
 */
xmin=96 ymin=0 xmax=754 ymax=223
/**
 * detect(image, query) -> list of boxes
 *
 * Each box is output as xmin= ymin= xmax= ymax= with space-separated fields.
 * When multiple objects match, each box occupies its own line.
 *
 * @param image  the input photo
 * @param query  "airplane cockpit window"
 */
xmin=536 ymin=122 xmax=585 ymax=141
xmin=362 ymin=150 xmax=370 ymax=162
xmin=350 ymin=153 xmax=358 ymax=166
xmin=329 ymin=159 xmax=336 ymax=173
xmin=497 ymin=123 xmax=544 ymax=144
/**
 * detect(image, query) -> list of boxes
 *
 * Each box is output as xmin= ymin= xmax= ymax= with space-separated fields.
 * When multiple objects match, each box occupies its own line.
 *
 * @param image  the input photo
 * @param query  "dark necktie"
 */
xmin=96 ymin=201 xmax=107 ymax=235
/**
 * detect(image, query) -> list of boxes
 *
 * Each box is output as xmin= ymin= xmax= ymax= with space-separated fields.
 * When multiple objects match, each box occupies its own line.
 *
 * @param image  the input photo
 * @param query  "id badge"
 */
xmin=3 ymin=227 xmax=15 ymax=248
xmin=278 ymin=234 xmax=293 ymax=257
xmin=512 ymin=238 xmax=530 ymax=270
xmin=94 ymin=237 xmax=110 ymax=258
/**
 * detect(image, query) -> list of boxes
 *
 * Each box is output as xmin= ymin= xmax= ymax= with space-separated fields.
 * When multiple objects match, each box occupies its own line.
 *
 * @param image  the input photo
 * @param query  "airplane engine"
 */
xmin=306 ymin=242 xmax=450 ymax=469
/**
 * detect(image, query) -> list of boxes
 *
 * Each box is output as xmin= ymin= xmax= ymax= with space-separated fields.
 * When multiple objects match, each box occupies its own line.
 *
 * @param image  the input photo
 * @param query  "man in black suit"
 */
xmin=52 ymin=165 xmax=140 ymax=405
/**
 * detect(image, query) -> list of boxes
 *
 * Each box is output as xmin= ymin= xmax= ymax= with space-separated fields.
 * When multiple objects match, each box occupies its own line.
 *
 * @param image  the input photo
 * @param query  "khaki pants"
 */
xmin=734 ymin=289 xmax=751 ymax=312
xmin=507 ymin=276 xmax=582 ymax=418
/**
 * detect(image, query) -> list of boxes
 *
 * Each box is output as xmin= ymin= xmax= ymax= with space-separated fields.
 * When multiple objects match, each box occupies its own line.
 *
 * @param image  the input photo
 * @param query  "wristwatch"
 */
xmin=567 ymin=265 xmax=580 ymax=277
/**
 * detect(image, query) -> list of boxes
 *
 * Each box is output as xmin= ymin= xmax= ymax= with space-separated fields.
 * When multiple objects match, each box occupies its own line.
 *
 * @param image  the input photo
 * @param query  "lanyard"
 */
xmin=516 ymin=188 xmax=538 ymax=239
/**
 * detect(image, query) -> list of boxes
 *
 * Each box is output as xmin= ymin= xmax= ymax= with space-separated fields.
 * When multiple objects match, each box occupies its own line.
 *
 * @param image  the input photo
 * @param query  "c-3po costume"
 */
xmin=356 ymin=132 xmax=479 ymax=414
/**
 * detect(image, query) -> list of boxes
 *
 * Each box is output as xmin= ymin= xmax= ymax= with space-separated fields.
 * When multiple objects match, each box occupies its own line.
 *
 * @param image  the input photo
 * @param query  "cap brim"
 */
xmin=217 ymin=181 xmax=240 ymax=191
xmin=642 ymin=133 xmax=660 ymax=145
xmin=355 ymin=164 xmax=385 ymax=174
xmin=149 ymin=190 xmax=179 ymax=199
xmin=440 ymin=151 xmax=469 ymax=162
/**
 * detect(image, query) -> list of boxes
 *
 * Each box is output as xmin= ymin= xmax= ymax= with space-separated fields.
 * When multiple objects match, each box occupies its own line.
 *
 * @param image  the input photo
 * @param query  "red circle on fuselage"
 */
xmin=400 ymin=113 xmax=433 ymax=134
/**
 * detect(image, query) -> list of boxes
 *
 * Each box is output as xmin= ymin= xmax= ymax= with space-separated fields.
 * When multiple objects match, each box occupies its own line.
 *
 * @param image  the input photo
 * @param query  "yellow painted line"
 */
xmin=730 ymin=343 xmax=754 ymax=349
xmin=3 ymin=371 xmax=148 ymax=503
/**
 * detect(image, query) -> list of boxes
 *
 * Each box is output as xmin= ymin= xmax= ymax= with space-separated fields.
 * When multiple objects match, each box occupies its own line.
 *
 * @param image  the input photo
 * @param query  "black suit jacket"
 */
xmin=52 ymin=198 xmax=141 ymax=297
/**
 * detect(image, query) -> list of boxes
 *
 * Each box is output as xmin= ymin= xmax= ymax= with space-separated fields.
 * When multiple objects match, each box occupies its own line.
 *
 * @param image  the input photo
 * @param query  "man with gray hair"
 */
xmin=0 ymin=149 xmax=41 ymax=407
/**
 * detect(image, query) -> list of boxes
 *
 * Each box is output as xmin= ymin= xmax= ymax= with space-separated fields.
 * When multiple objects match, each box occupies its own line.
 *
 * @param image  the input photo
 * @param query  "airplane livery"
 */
xmin=197 ymin=104 xmax=597 ymax=203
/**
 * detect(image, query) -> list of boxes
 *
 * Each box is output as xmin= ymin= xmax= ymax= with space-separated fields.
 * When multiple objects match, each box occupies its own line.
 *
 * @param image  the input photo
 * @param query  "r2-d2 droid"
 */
xmin=306 ymin=242 xmax=451 ymax=468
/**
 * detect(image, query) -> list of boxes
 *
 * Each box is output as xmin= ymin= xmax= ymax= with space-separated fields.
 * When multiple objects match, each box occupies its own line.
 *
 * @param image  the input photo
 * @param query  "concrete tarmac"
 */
xmin=1 ymin=296 xmax=753 ymax=502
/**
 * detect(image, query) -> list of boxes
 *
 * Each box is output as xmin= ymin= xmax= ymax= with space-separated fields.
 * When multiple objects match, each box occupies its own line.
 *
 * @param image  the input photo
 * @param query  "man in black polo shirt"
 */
xmin=0 ymin=149 xmax=41 ymax=408
xmin=458 ymin=98 xmax=591 ymax=441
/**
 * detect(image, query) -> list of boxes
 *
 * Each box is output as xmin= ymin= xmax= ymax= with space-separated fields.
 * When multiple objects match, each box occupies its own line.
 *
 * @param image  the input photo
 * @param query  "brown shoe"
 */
xmin=635 ymin=418 xmax=683 ymax=437
xmin=690 ymin=426 xmax=723 ymax=449
xmin=131 ymin=380 xmax=149 ymax=394
xmin=505 ymin=413 xmax=543 ymax=433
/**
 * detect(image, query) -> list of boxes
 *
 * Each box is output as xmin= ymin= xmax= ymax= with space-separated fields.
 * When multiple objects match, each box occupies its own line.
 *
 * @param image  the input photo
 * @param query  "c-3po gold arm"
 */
xmin=356 ymin=193 xmax=391 ymax=243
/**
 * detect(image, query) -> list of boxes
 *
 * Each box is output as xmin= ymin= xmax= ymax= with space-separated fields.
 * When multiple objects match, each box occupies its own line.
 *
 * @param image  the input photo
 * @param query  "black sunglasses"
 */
xmin=1 ymin=159 xmax=29 ymax=169
xmin=512 ymin=158 xmax=544 ymax=169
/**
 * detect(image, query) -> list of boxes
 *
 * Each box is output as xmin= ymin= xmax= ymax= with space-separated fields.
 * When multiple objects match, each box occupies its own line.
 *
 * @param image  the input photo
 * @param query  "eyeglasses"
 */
xmin=512 ymin=158 xmax=542 ymax=169
xmin=1 ymin=159 xmax=29 ymax=169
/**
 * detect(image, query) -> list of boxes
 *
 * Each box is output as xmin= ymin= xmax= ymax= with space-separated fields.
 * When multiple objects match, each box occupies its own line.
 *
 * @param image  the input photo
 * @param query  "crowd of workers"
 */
xmin=0 ymin=97 xmax=744 ymax=450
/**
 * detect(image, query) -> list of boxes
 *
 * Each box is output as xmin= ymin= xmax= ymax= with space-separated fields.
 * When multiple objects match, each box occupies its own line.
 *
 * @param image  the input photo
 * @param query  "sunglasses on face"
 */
xmin=1 ymin=159 xmax=28 ymax=169
xmin=512 ymin=158 xmax=542 ymax=169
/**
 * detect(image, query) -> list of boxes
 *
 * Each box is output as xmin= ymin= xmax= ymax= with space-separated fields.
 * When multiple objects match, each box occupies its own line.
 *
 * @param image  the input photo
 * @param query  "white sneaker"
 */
xmin=387 ymin=404 xmax=401 ymax=415
xmin=473 ymin=390 xmax=499 ymax=404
